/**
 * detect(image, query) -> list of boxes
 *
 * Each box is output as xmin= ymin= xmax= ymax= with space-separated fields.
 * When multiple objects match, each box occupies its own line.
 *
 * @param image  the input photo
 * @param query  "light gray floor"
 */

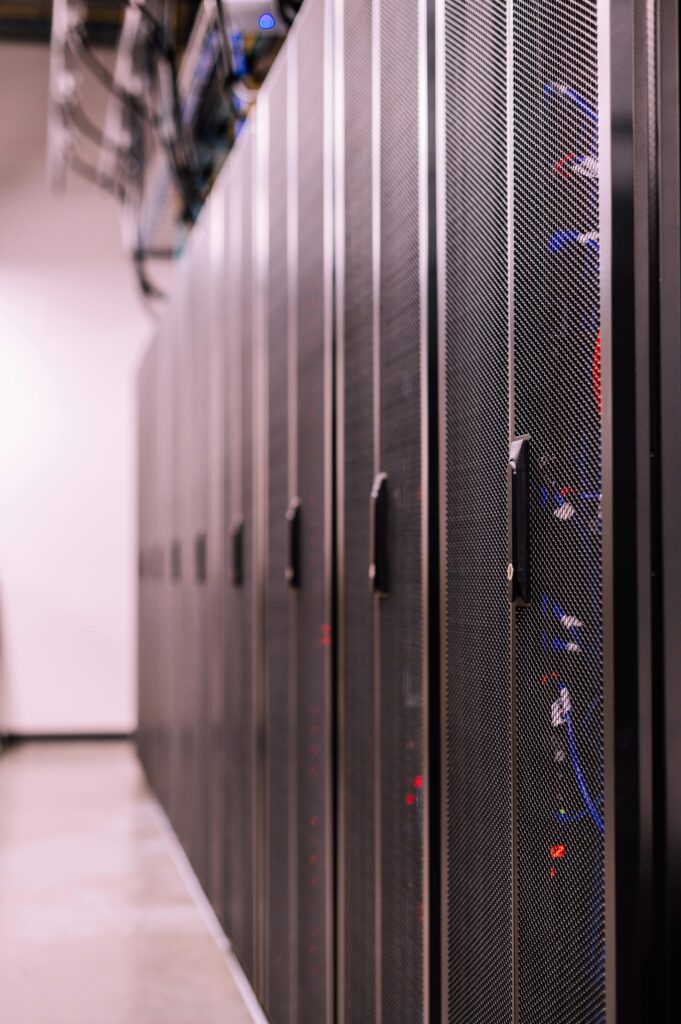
xmin=0 ymin=741 xmax=255 ymax=1024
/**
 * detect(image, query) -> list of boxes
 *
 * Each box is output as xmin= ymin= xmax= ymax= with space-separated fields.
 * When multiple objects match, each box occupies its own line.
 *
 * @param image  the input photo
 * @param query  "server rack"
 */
xmin=207 ymin=182 xmax=227 ymax=923
xmin=156 ymin=314 xmax=174 ymax=819
xmin=137 ymin=345 xmax=151 ymax=784
xmin=258 ymin=52 xmax=297 ymax=1023
xmin=134 ymin=1 xmax=681 ymax=1020
xmin=177 ymin=254 xmax=198 ymax=862
xmin=189 ymin=212 xmax=212 ymax=893
xmin=291 ymin=0 xmax=335 ymax=1019
xmin=222 ymin=131 xmax=258 ymax=982
xmin=335 ymin=0 xmax=432 ymax=1020
xmin=168 ymin=279 xmax=184 ymax=840
xmin=435 ymin=0 xmax=668 ymax=1022
xmin=656 ymin=1 xmax=681 ymax=1016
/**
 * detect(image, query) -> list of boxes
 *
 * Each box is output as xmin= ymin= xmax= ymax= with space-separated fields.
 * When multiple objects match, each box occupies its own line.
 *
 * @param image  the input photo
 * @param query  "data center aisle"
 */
xmin=0 ymin=741 xmax=257 ymax=1024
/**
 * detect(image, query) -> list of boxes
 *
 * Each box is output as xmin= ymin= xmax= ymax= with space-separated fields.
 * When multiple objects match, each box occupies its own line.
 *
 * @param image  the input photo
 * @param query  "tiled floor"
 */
xmin=0 ymin=741 xmax=257 ymax=1024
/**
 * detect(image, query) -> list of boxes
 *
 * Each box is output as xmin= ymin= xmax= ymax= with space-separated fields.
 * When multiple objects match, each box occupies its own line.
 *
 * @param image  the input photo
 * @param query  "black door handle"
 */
xmin=285 ymin=498 xmax=301 ymax=588
xmin=170 ymin=540 xmax=181 ymax=582
xmin=195 ymin=532 xmax=207 ymax=584
xmin=229 ymin=517 xmax=244 ymax=587
xmin=508 ymin=435 xmax=531 ymax=605
xmin=369 ymin=472 xmax=389 ymax=595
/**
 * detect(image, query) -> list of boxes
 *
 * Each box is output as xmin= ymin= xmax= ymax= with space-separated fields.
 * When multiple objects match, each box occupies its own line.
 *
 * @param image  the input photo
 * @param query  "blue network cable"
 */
xmin=544 ymin=82 xmax=598 ymax=123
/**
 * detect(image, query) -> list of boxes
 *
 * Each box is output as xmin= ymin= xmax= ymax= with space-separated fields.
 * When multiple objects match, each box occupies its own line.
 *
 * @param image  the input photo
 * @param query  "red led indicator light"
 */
xmin=550 ymin=866 xmax=556 ymax=879
xmin=413 ymin=776 xmax=423 ymax=789
xmin=405 ymin=793 xmax=415 ymax=806
xmin=550 ymin=844 xmax=566 ymax=860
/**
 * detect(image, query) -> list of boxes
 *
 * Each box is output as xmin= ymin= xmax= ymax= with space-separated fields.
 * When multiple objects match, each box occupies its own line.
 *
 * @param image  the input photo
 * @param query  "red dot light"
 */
xmin=405 ymin=793 xmax=415 ymax=806
xmin=550 ymin=844 xmax=566 ymax=860
xmin=413 ymin=776 xmax=423 ymax=789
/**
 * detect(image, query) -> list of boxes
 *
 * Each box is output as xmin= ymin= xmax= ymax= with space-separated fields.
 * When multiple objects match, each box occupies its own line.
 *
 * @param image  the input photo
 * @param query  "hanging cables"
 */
xmin=66 ymin=24 xmax=154 ymax=125
xmin=66 ymin=147 xmax=127 ymax=202
xmin=276 ymin=0 xmax=303 ymax=28
xmin=66 ymin=102 xmax=128 ymax=157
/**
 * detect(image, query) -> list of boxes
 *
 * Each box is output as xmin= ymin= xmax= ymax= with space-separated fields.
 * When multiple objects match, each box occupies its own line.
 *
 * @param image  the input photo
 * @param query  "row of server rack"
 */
xmin=137 ymin=0 xmax=681 ymax=1021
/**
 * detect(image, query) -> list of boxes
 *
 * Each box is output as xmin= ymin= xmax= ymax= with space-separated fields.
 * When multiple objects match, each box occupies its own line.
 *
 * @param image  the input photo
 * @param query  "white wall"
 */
xmin=0 ymin=43 xmax=154 ymax=733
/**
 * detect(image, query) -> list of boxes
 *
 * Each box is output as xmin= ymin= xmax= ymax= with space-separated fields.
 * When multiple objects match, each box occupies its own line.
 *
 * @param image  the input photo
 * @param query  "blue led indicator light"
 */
xmin=258 ymin=12 xmax=275 ymax=29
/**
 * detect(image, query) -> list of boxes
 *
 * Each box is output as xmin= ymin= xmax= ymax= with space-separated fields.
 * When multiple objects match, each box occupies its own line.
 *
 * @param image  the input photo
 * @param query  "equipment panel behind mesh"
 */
xmin=222 ymin=139 xmax=256 ymax=984
xmin=442 ymin=0 xmax=514 ymax=1020
xmin=378 ymin=0 xmax=425 ymax=1019
xmin=265 ymin=58 xmax=293 ymax=1024
xmin=340 ymin=0 xmax=376 ymax=1019
xmin=512 ymin=1 xmax=605 ymax=1022
xmin=295 ymin=0 xmax=329 ymax=1018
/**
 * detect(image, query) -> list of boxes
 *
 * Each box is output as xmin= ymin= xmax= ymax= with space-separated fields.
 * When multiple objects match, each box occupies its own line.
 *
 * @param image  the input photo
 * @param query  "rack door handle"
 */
xmin=285 ymin=498 xmax=301 ymax=588
xmin=508 ymin=435 xmax=531 ymax=605
xmin=369 ymin=472 xmax=389 ymax=595
xmin=170 ymin=540 xmax=181 ymax=583
xmin=229 ymin=517 xmax=244 ymax=587
xmin=194 ymin=532 xmax=207 ymax=584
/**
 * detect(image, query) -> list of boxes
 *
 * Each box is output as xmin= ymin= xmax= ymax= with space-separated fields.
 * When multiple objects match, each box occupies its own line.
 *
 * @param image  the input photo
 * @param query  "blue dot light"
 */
xmin=258 ymin=12 xmax=275 ymax=29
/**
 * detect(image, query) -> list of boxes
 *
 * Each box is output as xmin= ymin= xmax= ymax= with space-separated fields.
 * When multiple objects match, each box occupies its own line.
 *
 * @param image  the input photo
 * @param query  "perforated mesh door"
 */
xmin=178 ymin=259 xmax=198 ymax=861
xmin=512 ymin=2 xmax=605 ymax=1022
xmin=339 ymin=0 xmax=376 ymax=1019
xmin=377 ymin=0 xmax=426 ymax=1020
xmin=264 ymin=58 xmax=294 ymax=1024
xmin=441 ymin=1 xmax=514 ymax=1022
xmin=223 ymin=138 xmax=257 ymax=982
xmin=169 ymin=284 xmax=183 ymax=840
xmin=157 ymin=316 xmax=174 ymax=820
xmin=190 ymin=216 xmax=212 ymax=893
xmin=296 ymin=0 xmax=330 ymax=1017
xmin=207 ymin=190 xmax=226 ymax=922
xmin=137 ymin=350 xmax=150 ymax=783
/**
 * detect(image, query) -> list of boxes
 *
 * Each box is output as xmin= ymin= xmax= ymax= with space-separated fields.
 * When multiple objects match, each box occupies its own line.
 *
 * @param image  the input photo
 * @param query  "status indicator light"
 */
xmin=258 ymin=12 xmax=276 ymax=29
xmin=550 ymin=843 xmax=566 ymax=860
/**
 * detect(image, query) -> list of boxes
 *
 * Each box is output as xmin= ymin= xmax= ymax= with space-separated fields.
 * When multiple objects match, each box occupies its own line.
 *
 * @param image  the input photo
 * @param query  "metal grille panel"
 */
xmin=512 ymin=2 xmax=605 ymax=1022
xmin=264 ymin=59 xmax=294 ymax=1024
xmin=340 ymin=0 xmax=376 ymax=1018
xmin=296 ymin=0 xmax=329 ymax=1017
xmin=378 ymin=0 xmax=425 ymax=1018
xmin=191 ymin=216 xmax=212 ymax=893
xmin=223 ymin=140 xmax=257 ymax=982
xmin=178 ymin=259 xmax=198 ymax=863
xmin=441 ymin=1 xmax=514 ymax=1021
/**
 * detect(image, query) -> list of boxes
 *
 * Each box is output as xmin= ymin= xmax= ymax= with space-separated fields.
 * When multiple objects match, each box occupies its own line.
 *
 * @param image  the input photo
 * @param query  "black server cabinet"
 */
xmin=257 ymin=3 xmax=335 ymax=1010
xmin=222 ymin=132 xmax=258 ymax=983
xmin=168 ymin=280 xmax=184 ymax=839
xmin=188 ymin=214 xmax=212 ymax=893
xmin=137 ymin=347 xmax=151 ymax=783
xmin=259 ymin=53 xmax=297 ymax=1024
xmin=139 ymin=341 xmax=159 ymax=794
xmin=335 ymin=0 xmax=431 ymax=1019
xmin=290 ymin=0 xmax=335 ymax=1019
xmin=436 ymin=1 xmax=514 ymax=1021
xmin=437 ymin=1 xmax=648 ymax=1023
xmin=177 ymin=257 xmax=198 ymax=862
xmin=157 ymin=305 xmax=177 ymax=821
xmin=207 ymin=182 xmax=227 ymax=923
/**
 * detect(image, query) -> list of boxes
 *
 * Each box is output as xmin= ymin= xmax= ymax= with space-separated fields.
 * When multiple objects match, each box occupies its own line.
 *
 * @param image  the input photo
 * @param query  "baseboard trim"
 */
xmin=2 ymin=732 xmax=136 ymax=745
